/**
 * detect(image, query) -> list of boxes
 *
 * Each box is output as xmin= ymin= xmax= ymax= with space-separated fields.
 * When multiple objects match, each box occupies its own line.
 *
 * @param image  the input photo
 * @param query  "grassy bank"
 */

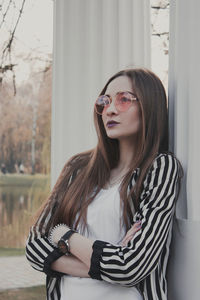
xmin=0 ymin=248 xmax=25 ymax=257
xmin=0 ymin=173 xmax=51 ymax=248
xmin=0 ymin=285 xmax=46 ymax=300
xmin=0 ymin=173 xmax=50 ymax=187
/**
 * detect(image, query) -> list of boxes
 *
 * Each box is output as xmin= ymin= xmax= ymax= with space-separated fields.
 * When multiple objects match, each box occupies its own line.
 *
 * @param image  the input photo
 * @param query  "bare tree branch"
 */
xmin=151 ymin=0 xmax=169 ymax=62
xmin=0 ymin=63 xmax=16 ymax=72
xmin=151 ymin=5 xmax=169 ymax=10
xmin=152 ymin=32 xmax=169 ymax=37
xmin=0 ymin=0 xmax=12 ymax=28
xmin=2 ymin=0 xmax=26 ymax=62
xmin=0 ymin=0 xmax=27 ymax=94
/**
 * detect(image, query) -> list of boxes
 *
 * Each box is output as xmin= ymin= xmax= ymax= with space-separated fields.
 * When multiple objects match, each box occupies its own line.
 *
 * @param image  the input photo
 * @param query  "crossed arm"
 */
xmin=51 ymin=222 xmax=141 ymax=277
xmin=51 ymin=154 xmax=179 ymax=285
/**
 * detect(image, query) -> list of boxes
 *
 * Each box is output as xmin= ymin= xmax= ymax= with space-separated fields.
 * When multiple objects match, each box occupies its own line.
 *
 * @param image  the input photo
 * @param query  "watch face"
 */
xmin=58 ymin=239 xmax=68 ymax=254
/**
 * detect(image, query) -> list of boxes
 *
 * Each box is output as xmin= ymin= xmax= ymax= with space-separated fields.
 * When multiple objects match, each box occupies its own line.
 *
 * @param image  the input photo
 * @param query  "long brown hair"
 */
xmin=38 ymin=68 xmax=175 ymax=234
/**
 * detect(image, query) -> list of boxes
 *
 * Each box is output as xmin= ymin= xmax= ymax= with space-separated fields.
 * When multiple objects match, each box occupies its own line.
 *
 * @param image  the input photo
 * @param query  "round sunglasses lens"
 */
xmin=116 ymin=93 xmax=133 ymax=111
xmin=95 ymin=96 xmax=109 ymax=114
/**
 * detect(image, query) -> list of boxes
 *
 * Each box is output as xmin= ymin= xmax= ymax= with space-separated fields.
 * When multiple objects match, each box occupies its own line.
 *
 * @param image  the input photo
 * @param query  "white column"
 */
xmin=168 ymin=0 xmax=200 ymax=298
xmin=169 ymin=0 xmax=200 ymax=222
xmin=52 ymin=0 xmax=151 ymax=185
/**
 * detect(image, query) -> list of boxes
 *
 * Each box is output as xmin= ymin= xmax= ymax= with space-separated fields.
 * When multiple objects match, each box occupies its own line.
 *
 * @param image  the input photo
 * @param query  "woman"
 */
xmin=26 ymin=68 xmax=182 ymax=300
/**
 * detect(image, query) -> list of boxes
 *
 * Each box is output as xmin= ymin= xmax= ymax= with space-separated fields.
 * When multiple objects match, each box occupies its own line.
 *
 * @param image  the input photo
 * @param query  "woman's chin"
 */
xmin=106 ymin=133 xmax=120 ymax=140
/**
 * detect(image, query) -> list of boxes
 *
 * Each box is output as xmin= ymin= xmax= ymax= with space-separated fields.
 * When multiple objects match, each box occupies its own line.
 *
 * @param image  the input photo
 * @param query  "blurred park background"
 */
xmin=0 ymin=0 xmax=169 ymax=298
xmin=0 ymin=0 xmax=53 ymax=252
xmin=0 ymin=0 xmax=168 ymax=251
xmin=0 ymin=1 xmax=52 ymax=297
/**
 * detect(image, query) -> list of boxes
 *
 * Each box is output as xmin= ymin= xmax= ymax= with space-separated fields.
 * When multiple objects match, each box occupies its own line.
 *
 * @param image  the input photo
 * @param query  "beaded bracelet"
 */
xmin=48 ymin=223 xmax=70 ymax=247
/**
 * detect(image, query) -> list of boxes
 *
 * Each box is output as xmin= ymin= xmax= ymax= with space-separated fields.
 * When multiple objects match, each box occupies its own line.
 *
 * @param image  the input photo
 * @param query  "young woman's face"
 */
xmin=102 ymin=76 xmax=142 ymax=141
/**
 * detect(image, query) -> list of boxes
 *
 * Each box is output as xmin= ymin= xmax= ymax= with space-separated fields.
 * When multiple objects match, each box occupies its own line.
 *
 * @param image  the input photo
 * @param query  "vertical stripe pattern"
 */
xmin=88 ymin=154 xmax=179 ymax=300
xmin=26 ymin=153 xmax=179 ymax=300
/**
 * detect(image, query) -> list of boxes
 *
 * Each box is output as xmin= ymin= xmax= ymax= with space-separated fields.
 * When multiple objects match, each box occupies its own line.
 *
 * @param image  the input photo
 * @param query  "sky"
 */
xmin=0 ymin=0 xmax=168 ymax=86
xmin=16 ymin=0 xmax=53 ymax=53
xmin=0 ymin=0 xmax=53 ymax=84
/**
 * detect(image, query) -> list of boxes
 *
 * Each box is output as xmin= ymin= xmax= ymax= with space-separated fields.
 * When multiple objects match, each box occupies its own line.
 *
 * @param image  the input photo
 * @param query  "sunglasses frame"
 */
xmin=95 ymin=91 xmax=138 ymax=115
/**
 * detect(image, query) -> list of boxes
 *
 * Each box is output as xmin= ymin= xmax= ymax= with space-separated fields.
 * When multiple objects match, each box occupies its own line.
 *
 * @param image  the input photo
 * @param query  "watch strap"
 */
xmin=58 ymin=229 xmax=77 ymax=254
xmin=61 ymin=229 xmax=77 ymax=242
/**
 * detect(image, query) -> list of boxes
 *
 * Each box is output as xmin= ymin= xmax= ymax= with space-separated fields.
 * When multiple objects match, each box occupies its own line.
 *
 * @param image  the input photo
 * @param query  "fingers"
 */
xmin=130 ymin=221 xmax=142 ymax=232
xmin=120 ymin=221 xmax=142 ymax=246
xmin=121 ymin=235 xmax=134 ymax=247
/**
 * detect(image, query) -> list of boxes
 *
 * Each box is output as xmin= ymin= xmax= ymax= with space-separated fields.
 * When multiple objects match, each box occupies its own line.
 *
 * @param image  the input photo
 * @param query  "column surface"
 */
xmin=52 ymin=0 xmax=151 ymax=185
xmin=168 ymin=0 xmax=200 ymax=298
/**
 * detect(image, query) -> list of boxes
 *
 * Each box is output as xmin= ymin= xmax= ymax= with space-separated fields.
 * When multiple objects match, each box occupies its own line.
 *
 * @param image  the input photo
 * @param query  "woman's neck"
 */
xmin=105 ymin=138 xmax=137 ymax=188
xmin=104 ymin=137 xmax=138 ymax=189
xmin=117 ymin=137 xmax=137 ymax=172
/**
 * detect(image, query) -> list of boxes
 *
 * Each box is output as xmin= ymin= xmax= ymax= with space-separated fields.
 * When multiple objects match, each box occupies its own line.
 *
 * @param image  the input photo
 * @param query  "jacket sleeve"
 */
xmin=25 ymin=203 xmax=65 ymax=278
xmin=25 ymin=162 xmax=78 ymax=277
xmin=88 ymin=153 xmax=179 ymax=286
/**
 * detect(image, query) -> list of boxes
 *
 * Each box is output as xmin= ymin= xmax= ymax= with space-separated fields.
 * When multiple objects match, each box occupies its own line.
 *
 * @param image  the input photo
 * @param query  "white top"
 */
xmin=60 ymin=183 xmax=143 ymax=300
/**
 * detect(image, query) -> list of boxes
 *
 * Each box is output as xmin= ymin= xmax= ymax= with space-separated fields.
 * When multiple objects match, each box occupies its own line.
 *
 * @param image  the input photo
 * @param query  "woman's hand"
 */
xmin=120 ymin=221 xmax=142 ymax=246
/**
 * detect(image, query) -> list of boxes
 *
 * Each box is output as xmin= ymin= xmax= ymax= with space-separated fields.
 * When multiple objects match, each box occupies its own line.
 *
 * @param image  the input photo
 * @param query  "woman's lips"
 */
xmin=106 ymin=121 xmax=120 ymax=128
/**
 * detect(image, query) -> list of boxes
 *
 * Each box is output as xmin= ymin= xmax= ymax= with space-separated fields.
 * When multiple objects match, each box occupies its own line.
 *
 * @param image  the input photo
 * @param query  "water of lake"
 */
xmin=0 ymin=175 xmax=50 ymax=248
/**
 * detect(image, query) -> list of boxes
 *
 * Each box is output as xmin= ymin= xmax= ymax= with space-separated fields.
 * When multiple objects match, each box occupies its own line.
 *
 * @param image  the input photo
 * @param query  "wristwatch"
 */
xmin=57 ymin=229 xmax=77 ymax=254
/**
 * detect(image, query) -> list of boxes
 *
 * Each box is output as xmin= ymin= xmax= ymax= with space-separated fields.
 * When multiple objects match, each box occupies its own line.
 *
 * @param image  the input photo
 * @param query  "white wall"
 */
xmin=168 ymin=0 xmax=200 ymax=298
xmin=51 ymin=0 xmax=151 ymax=186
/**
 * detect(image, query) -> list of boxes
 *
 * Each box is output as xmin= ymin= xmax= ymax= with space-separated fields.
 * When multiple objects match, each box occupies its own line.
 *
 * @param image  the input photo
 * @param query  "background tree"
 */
xmin=151 ymin=0 xmax=169 ymax=87
xmin=0 ymin=0 xmax=52 ymax=174
xmin=0 ymin=0 xmax=26 ymax=94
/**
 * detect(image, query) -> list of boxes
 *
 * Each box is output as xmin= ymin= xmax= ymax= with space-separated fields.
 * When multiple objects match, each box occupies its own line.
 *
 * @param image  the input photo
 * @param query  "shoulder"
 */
xmin=144 ymin=152 xmax=181 ymax=187
xmin=150 ymin=152 xmax=180 ymax=169
xmin=63 ymin=150 xmax=92 ymax=173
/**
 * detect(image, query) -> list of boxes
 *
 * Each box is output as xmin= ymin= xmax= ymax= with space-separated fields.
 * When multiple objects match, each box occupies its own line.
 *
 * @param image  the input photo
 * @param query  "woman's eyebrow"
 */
xmin=106 ymin=91 xmax=135 ymax=96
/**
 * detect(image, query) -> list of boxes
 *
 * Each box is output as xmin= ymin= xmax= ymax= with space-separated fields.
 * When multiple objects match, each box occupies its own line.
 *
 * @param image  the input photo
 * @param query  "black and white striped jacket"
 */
xmin=26 ymin=153 xmax=179 ymax=300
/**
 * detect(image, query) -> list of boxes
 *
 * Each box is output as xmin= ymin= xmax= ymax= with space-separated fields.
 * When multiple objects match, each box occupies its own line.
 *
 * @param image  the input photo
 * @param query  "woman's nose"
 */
xmin=106 ymin=100 xmax=118 ymax=115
